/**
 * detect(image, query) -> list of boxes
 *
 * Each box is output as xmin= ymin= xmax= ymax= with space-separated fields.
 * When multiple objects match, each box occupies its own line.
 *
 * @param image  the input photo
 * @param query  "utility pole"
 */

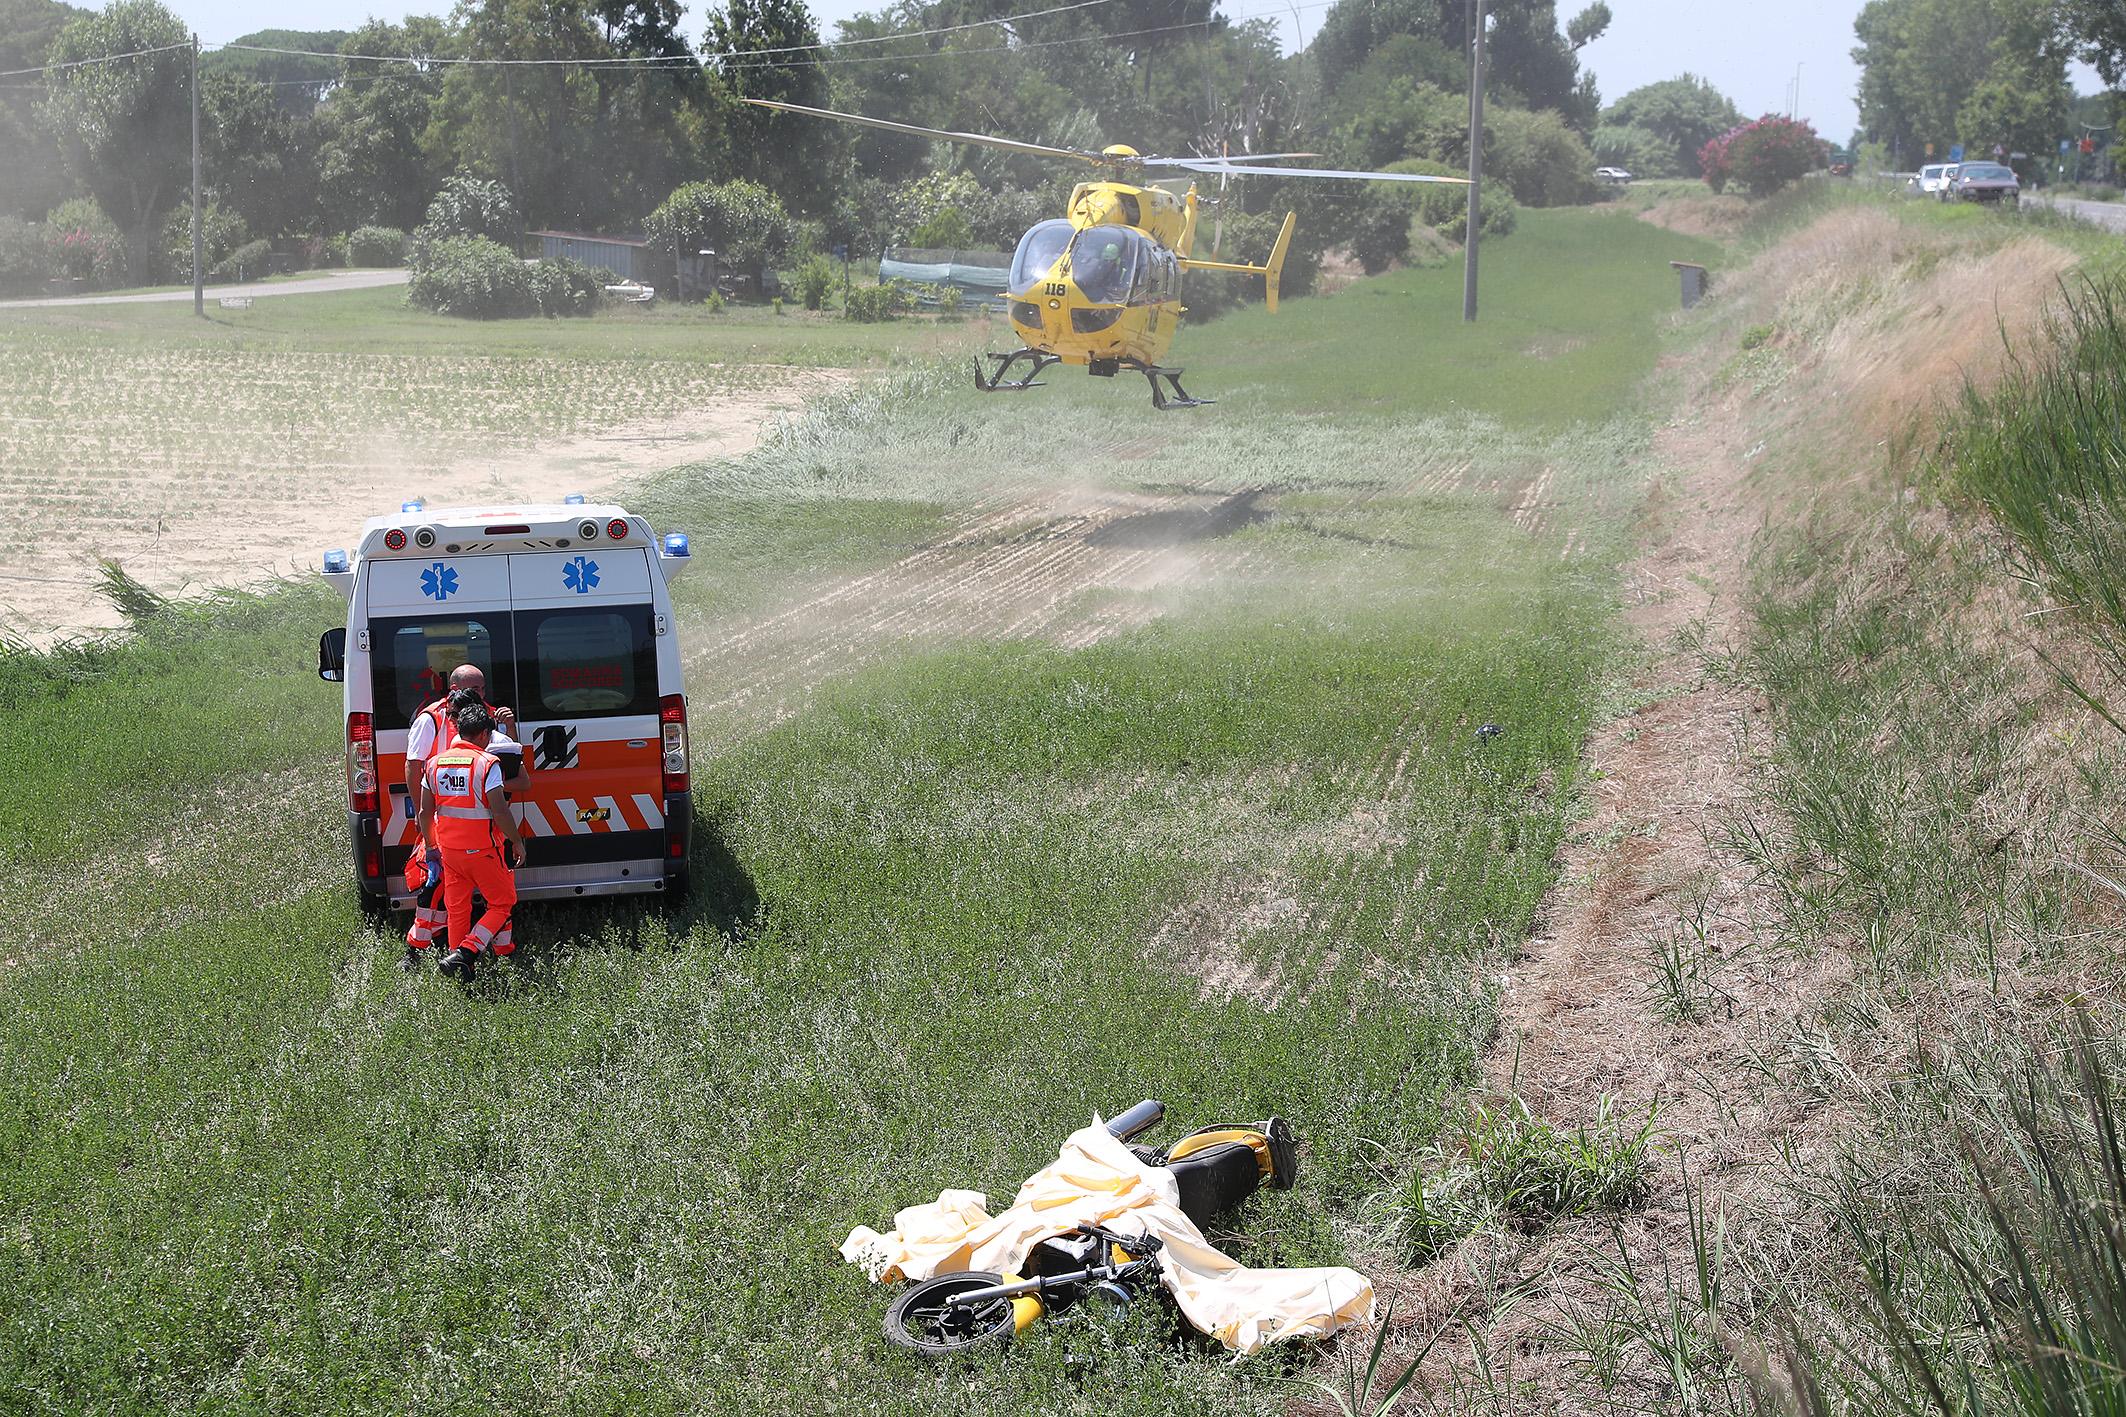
xmin=1462 ymin=0 xmax=1484 ymax=323
xmin=1791 ymin=62 xmax=1803 ymax=120
xmin=190 ymin=33 xmax=203 ymax=319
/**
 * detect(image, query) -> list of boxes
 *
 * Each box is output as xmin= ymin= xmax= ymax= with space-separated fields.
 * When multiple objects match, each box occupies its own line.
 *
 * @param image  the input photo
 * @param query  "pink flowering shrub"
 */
xmin=1702 ymin=115 xmax=1825 ymax=197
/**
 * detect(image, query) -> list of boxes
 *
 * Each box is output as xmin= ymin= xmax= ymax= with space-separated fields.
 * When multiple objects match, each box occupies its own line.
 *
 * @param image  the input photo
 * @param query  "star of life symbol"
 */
xmin=420 ymin=562 xmax=458 ymax=601
xmin=563 ymin=556 xmax=600 ymax=594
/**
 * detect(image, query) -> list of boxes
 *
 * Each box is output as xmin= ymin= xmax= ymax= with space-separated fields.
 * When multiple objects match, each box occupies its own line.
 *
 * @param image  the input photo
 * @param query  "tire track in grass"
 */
xmin=687 ymin=481 xmax=1279 ymax=727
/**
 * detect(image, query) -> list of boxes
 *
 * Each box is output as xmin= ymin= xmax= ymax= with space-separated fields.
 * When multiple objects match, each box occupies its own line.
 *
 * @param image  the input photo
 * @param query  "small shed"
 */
xmin=528 ymin=230 xmax=652 ymax=282
xmin=880 ymin=246 xmax=1013 ymax=301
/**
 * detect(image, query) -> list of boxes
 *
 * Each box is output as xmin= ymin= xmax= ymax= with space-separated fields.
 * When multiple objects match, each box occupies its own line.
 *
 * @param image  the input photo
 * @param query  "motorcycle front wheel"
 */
xmin=884 ymin=1271 xmax=1019 ymax=1357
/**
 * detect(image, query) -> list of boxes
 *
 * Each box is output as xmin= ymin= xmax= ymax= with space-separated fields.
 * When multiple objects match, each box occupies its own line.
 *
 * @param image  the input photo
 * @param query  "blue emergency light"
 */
xmin=322 ymin=548 xmax=350 ymax=574
xmin=663 ymin=532 xmax=691 ymax=558
xmin=564 ymin=493 xmax=587 ymax=506
xmin=401 ymin=499 xmax=424 ymax=513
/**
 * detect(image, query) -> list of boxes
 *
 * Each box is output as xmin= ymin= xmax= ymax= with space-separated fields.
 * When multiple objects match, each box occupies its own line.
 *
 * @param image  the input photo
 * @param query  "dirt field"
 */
xmin=0 ymin=346 xmax=840 ymax=641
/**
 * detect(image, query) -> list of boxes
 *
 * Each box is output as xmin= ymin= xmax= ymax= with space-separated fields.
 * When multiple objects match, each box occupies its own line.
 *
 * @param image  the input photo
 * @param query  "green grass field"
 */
xmin=1 ymin=208 xmax=1706 ymax=1413
xmin=0 ymin=281 xmax=991 ymax=366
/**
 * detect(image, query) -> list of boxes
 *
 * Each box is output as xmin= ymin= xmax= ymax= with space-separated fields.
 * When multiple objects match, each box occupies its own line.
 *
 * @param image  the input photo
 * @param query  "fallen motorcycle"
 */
xmin=879 ymin=1100 xmax=1300 ymax=1356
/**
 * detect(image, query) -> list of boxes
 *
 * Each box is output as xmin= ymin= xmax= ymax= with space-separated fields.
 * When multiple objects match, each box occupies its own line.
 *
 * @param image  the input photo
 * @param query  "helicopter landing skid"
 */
xmin=1130 ymin=361 xmax=1214 ymax=412
xmin=974 ymin=350 xmax=1059 ymax=392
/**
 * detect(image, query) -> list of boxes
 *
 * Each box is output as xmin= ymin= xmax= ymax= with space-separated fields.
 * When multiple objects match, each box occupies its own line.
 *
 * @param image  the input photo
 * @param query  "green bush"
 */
xmin=643 ymin=179 xmax=796 ymax=293
xmin=1436 ymin=189 xmax=1519 ymax=243
xmin=158 ymin=202 xmax=247 ymax=283
xmin=407 ymin=235 xmax=531 ymax=318
xmin=298 ymin=232 xmax=347 ymax=270
xmin=211 ymin=238 xmax=273 ymax=281
xmin=1380 ymin=159 xmax=1516 ymax=244
xmin=0 ymin=217 xmax=49 ymax=295
xmin=347 ymin=225 xmax=406 ymax=267
xmin=1485 ymin=107 xmax=1599 ymax=206
xmin=527 ymin=256 xmax=608 ymax=318
xmin=47 ymin=198 xmax=124 ymax=285
xmin=793 ymin=253 xmax=835 ymax=311
xmin=909 ymin=205 xmax=973 ymax=250
xmin=1343 ymin=187 xmax=1420 ymax=274
xmin=413 ymin=175 xmax=521 ymax=247
xmin=843 ymin=282 xmax=902 ymax=322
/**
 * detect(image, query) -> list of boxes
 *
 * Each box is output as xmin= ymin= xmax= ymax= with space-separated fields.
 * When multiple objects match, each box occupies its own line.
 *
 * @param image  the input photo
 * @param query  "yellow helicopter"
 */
xmin=745 ymin=99 xmax=1469 ymax=409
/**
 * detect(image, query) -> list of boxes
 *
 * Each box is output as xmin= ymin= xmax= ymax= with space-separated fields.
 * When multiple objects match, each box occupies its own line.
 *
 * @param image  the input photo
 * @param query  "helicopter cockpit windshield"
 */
xmin=1009 ymin=220 xmax=1075 ymax=293
xmin=1068 ymin=227 xmax=1150 ymax=304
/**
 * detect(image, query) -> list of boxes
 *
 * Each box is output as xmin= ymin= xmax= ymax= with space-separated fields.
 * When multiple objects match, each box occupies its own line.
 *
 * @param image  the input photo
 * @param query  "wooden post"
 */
xmin=1462 ymin=0 xmax=1484 ymax=323
xmin=191 ymin=34 xmax=203 ymax=318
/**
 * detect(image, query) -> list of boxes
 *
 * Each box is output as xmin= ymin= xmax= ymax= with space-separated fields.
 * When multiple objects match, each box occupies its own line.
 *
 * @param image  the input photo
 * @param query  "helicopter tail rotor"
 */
xmin=1264 ymin=211 xmax=1296 ymax=316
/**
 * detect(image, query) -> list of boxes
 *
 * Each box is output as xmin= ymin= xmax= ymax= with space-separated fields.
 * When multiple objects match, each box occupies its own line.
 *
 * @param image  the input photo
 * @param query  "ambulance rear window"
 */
xmin=516 ymin=606 xmax=657 ymax=719
xmin=372 ymin=616 xmax=512 ymax=730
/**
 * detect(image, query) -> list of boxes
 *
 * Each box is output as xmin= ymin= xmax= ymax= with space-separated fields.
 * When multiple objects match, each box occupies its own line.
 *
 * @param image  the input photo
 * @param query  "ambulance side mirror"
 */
xmin=318 ymin=627 xmax=346 ymax=683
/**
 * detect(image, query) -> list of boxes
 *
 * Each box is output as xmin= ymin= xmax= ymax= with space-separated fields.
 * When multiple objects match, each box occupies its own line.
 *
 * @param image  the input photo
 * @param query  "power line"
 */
xmin=0 ymin=1 xmax=1320 ymax=88
xmin=0 ymin=40 xmax=191 ymax=79
xmin=719 ymin=6 xmax=1323 ymax=70
xmin=222 ymin=0 xmax=1125 ymax=69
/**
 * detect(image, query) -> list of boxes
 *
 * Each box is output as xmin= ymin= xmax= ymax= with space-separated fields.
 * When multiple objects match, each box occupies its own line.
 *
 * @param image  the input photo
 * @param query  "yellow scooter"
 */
xmin=880 ymin=1101 xmax=1296 ymax=1357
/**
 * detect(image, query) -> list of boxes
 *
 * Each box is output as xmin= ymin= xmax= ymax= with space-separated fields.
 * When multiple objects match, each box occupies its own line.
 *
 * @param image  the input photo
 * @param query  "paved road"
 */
xmin=2033 ymin=194 xmax=2126 ymax=234
xmin=0 ymin=267 xmax=409 ymax=309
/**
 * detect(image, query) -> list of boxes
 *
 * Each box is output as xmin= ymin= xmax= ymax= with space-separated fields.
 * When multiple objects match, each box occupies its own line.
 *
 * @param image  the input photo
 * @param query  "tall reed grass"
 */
xmin=1937 ymin=273 xmax=2126 ymax=669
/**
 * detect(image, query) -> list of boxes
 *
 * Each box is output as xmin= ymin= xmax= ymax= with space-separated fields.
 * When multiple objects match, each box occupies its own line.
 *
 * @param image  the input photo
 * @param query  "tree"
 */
xmin=1590 ymin=121 xmax=1670 ymax=176
xmin=705 ymin=0 xmax=839 ymax=215
xmin=2062 ymin=0 xmax=2126 ymax=90
xmin=200 ymin=29 xmax=349 ymax=114
xmin=312 ymin=19 xmax=450 ymax=231
xmin=434 ymin=0 xmax=613 ymax=230
xmin=41 ymin=0 xmax=191 ymax=283
xmin=1309 ymin=0 xmax=1607 ymax=129
xmin=1957 ymin=64 xmax=2069 ymax=171
xmin=0 ymin=0 xmax=86 ymax=220
xmin=201 ymin=74 xmax=311 ymax=239
xmin=1599 ymin=74 xmax=1743 ymax=179
xmin=1852 ymin=0 xmax=2069 ymax=162
xmin=1484 ymin=0 xmax=1609 ymax=130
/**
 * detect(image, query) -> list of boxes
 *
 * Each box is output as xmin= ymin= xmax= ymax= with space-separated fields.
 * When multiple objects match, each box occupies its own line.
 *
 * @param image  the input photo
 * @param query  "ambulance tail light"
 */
xmin=347 ymin=712 xmax=378 ymax=814
xmin=660 ymin=694 xmax=689 ymax=795
xmin=360 ymin=834 xmax=383 ymax=881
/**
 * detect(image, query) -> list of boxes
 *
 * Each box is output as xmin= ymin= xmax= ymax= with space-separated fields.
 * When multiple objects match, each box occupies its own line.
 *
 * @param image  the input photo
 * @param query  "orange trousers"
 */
xmin=442 ymin=846 xmax=517 ymax=956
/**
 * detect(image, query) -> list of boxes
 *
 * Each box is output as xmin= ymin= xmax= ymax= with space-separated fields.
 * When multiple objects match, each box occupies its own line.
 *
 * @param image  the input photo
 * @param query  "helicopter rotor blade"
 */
xmin=1153 ymin=159 xmax=1472 ymax=184
xmin=742 ymin=99 xmax=1113 ymax=166
xmin=1142 ymin=150 xmax=1320 ymax=165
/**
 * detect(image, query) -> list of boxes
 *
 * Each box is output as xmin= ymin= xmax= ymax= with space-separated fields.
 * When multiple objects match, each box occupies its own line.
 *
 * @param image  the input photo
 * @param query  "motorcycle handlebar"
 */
xmin=1105 ymin=1099 xmax=1165 ymax=1142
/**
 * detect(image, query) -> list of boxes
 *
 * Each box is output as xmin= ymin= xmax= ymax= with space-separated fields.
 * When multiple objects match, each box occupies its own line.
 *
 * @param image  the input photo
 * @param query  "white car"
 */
xmin=1908 ymin=163 xmax=1958 ymax=196
xmin=1594 ymin=166 xmax=1633 ymax=185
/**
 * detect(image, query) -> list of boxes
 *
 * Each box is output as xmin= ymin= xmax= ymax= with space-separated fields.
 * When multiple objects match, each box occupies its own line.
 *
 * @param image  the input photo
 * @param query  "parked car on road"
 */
xmin=1908 ymin=163 xmax=1957 ymax=197
xmin=1594 ymin=166 xmax=1633 ymax=185
xmin=1946 ymin=162 xmax=2020 ymax=204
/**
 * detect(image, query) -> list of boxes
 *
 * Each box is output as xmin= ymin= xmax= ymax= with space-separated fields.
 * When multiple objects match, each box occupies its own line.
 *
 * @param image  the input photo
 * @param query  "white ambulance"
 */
xmin=317 ymin=499 xmax=695 ymax=910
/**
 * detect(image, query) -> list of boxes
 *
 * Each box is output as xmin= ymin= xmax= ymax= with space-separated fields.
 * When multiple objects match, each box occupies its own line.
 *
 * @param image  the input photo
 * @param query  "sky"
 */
xmin=175 ymin=0 xmax=2105 ymax=145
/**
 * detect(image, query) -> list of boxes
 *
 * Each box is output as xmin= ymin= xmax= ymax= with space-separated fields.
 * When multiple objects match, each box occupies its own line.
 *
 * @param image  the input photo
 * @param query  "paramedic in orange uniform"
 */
xmin=406 ymin=665 xmax=520 ymax=797
xmin=401 ymin=670 xmax=524 ymax=963
xmin=415 ymin=701 xmax=528 ymax=981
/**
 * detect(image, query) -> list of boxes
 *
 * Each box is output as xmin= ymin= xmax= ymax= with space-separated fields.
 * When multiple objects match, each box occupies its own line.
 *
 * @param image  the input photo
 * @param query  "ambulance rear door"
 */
xmin=506 ymin=548 xmax=669 ymax=895
xmin=360 ymin=552 xmax=516 ymax=897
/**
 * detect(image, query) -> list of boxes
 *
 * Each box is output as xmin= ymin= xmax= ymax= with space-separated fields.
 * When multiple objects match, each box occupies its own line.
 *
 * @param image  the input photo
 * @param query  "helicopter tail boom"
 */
xmin=1177 ymin=211 xmax=1298 ymax=312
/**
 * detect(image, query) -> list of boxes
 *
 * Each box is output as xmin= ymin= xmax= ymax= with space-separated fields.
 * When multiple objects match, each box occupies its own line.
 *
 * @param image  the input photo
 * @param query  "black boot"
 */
xmin=397 ymin=945 xmax=424 ymax=973
xmin=438 ymin=946 xmax=477 ymax=981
